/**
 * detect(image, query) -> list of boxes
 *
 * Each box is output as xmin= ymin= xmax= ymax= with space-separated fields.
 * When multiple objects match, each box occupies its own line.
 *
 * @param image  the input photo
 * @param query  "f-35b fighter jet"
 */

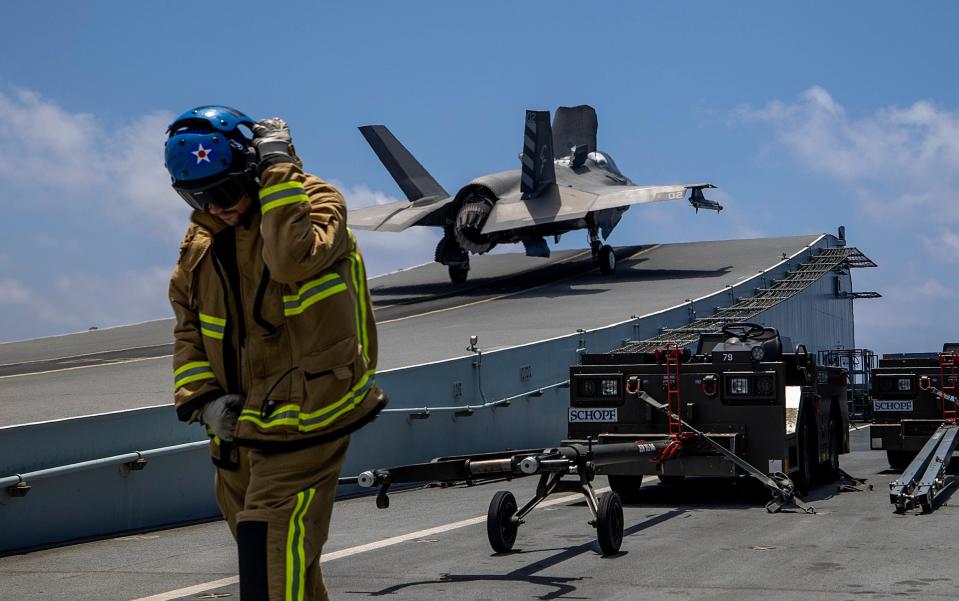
xmin=348 ymin=105 xmax=721 ymax=283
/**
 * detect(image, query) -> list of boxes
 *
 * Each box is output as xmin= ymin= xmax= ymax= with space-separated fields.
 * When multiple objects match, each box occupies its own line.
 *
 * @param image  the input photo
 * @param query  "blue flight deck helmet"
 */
xmin=165 ymin=105 xmax=258 ymax=212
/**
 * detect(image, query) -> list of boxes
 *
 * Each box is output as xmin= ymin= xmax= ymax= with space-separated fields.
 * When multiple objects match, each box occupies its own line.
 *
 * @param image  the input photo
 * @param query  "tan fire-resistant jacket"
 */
xmin=169 ymin=162 xmax=385 ymax=451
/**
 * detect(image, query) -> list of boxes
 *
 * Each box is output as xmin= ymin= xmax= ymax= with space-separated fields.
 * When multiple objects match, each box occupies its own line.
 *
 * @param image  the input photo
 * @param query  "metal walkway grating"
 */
xmin=614 ymin=246 xmax=876 ymax=353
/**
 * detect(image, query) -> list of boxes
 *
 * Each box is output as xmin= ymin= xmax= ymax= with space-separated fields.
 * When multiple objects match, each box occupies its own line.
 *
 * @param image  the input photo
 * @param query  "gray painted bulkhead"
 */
xmin=0 ymin=234 xmax=859 ymax=554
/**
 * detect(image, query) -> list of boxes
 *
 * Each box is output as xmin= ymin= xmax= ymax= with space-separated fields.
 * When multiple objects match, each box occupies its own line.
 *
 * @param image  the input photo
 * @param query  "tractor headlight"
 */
xmin=897 ymin=378 xmax=912 ymax=392
xmin=601 ymin=379 xmax=619 ymax=396
xmin=579 ymin=379 xmax=597 ymax=397
xmin=750 ymin=346 xmax=765 ymax=362
xmin=729 ymin=377 xmax=750 ymax=395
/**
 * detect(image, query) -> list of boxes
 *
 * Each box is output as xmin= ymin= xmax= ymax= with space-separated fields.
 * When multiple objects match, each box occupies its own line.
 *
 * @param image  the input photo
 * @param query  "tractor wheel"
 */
xmin=887 ymin=450 xmax=917 ymax=471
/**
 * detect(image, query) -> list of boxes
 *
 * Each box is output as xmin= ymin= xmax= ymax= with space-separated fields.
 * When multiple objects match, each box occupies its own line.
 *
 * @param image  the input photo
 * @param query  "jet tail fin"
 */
xmin=551 ymin=105 xmax=598 ymax=159
xmin=520 ymin=110 xmax=556 ymax=195
xmin=358 ymin=125 xmax=448 ymax=201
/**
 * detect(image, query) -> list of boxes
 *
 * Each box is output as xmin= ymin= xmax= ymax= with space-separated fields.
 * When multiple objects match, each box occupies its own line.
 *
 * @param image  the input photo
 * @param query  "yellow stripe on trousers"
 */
xmin=286 ymin=488 xmax=316 ymax=601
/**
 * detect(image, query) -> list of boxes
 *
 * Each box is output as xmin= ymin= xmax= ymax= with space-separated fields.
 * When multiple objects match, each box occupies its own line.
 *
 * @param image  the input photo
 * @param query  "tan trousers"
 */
xmin=214 ymin=436 xmax=349 ymax=601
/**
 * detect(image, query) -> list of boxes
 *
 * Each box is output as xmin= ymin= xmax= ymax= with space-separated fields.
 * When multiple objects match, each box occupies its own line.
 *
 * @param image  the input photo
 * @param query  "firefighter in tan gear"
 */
xmin=164 ymin=105 xmax=385 ymax=601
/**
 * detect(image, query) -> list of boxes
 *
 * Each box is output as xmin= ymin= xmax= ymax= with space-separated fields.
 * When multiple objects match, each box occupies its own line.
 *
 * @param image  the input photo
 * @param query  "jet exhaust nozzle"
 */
xmin=453 ymin=191 xmax=496 ymax=254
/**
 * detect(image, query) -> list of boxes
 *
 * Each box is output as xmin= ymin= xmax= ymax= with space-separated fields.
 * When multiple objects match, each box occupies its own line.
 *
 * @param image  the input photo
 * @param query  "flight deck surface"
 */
xmin=0 ymin=235 xmax=817 ymax=427
xmin=2 ymin=429 xmax=954 ymax=601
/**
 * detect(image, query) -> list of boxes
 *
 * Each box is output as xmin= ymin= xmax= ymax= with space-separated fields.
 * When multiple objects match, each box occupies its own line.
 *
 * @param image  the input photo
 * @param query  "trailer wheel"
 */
xmin=608 ymin=475 xmax=643 ymax=501
xmin=487 ymin=491 xmax=518 ymax=553
xmin=886 ymin=450 xmax=917 ymax=471
xmin=795 ymin=411 xmax=816 ymax=496
xmin=817 ymin=417 xmax=841 ymax=482
xmin=596 ymin=491 xmax=624 ymax=555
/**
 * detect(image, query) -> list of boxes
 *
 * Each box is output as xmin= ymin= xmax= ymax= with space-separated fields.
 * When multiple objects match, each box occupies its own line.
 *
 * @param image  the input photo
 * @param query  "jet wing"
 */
xmin=481 ymin=183 xmax=715 ymax=234
xmin=590 ymin=183 xmax=694 ymax=212
xmin=347 ymin=195 xmax=454 ymax=232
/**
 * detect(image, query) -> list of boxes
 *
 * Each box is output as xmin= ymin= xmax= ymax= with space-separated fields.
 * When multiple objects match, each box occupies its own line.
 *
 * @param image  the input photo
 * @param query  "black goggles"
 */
xmin=174 ymin=173 xmax=254 ymax=212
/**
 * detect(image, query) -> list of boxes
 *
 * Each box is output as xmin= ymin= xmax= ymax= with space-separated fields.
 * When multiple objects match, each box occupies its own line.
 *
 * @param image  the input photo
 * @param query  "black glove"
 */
xmin=251 ymin=117 xmax=295 ymax=174
xmin=199 ymin=394 xmax=244 ymax=442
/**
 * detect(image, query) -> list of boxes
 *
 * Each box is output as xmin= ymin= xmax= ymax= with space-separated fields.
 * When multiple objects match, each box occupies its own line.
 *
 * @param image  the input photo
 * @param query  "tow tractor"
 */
xmin=569 ymin=324 xmax=850 ymax=506
xmin=350 ymin=324 xmax=847 ymax=555
xmin=869 ymin=345 xmax=959 ymax=512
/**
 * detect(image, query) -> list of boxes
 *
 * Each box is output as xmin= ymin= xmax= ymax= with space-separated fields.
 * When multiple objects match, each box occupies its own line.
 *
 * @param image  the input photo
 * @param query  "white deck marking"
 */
xmin=0 ymin=355 xmax=171 ymax=380
xmin=129 ymin=487 xmax=610 ymax=601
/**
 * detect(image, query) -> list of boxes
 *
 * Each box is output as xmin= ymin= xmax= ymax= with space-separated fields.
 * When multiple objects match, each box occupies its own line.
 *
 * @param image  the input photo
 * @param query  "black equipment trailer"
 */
xmin=570 ymin=324 xmax=850 ymax=501
xmin=876 ymin=348 xmax=959 ymax=513
xmin=869 ymin=345 xmax=959 ymax=472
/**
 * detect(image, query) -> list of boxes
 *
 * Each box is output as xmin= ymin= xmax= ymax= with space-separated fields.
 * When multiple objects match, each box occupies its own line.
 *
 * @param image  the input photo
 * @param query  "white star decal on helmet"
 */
xmin=192 ymin=144 xmax=212 ymax=164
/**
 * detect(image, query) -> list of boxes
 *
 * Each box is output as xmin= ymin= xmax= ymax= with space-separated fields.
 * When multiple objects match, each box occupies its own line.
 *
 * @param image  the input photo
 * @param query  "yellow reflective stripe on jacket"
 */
xmin=173 ymin=361 xmax=215 ymax=390
xmin=285 ymin=488 xmax=316 ymax=601
xmin=259 ymin=181 xmax=309 ymax=215
xmin=198 ymin=312 xmax=226 ymax=340
xmin=238 ymin=370 xmax=375 ymax=432
xmin=346 ymin=230 xmax=371 ymax=365
xmin=282 ymin=274 xmax=347 ymax=316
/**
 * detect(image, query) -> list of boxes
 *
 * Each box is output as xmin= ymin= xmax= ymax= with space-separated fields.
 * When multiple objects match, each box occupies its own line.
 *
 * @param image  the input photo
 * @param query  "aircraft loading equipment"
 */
xmin=628 ymin=386 xmax=814 ymax=514
xmin=889 ymin=418 xmax=959 ymax=512
xmin=871 ymin=348 xmax=959 ymax=471
xmin=348 ymin=440 xmax=671 ymax=555
xmin=889 ymin=356 xmax=959 ymax=513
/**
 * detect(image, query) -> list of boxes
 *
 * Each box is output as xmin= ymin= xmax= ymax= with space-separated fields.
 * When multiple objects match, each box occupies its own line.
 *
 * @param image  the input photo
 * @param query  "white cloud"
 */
xmin=340 ymin=182 xmax=402 ymax=208
xmin=110 ymin=111 xmax=190 ymax=240
xmin=915 ymin=278 xmax=957 ymax=300
xmin=52 ymin=266 xmax=173 ymax=330
xmin=0 ymin=88 xmax=184 ymax=242
xmin=0 ymin=278 xmax=30 ymax=304
xmin=0 ymin=88 xmax=102 ymax=189
xmin=736 ymin=86 xmax=959 ymax=224
xmin=334 ymin=180 xmax=441 ymax=276
xmin=855 ymin=276 xmax=958 ymax=353
xmin=924 ymin=230 xmax=959 ymax=262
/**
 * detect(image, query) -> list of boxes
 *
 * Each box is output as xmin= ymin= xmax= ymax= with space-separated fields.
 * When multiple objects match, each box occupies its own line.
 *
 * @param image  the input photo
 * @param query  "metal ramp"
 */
xmin=889 ymin=420 xmax=959 ymax=513
xmin=616 ymin=246 xmax=877 ymax=353
xmin=890 ymin=355 xmax=959 ymax=513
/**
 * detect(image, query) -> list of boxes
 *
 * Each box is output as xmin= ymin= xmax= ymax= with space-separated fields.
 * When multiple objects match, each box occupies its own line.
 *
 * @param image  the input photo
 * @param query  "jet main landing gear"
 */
xmin=590 ymin=239 xmax=617 ymax=275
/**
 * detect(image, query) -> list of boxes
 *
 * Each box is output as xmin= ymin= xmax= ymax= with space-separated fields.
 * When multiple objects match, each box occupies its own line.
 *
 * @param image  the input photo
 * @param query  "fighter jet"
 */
xmin=348 ymin=105 xmax=722 ymax=283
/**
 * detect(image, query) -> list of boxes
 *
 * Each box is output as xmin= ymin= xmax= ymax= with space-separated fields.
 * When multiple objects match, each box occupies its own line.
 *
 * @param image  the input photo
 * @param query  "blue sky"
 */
xmin=0 ymin=1 xmax=957 ymax=352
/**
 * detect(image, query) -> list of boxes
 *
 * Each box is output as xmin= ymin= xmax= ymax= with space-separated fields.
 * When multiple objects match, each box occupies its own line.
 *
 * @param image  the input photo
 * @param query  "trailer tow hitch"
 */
xmin=634 ymin=390 xmax=816 ymax=514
